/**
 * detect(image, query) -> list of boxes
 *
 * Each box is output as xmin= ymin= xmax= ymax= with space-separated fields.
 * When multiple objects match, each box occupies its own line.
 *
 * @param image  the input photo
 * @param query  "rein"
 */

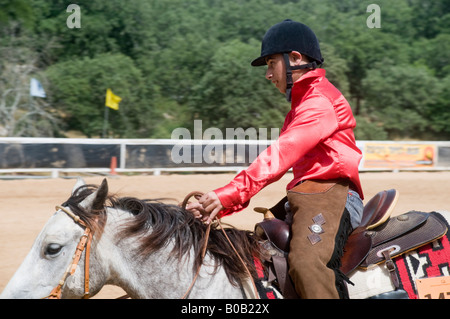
xmin=181 ymin=192 xmax=259 ymax=299
xmin=43 ymin=206 xmax=93 ymax=299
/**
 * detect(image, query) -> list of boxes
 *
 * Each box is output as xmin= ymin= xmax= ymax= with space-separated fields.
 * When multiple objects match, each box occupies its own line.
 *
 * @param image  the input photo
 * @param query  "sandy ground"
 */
xmin=1 ymin=171 xmax=450 ymax=298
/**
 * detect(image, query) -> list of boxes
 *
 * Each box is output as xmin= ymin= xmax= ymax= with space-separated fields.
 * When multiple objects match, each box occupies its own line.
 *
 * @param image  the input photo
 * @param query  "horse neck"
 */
xmin=97 ymin=207 xmax=244 ymax=299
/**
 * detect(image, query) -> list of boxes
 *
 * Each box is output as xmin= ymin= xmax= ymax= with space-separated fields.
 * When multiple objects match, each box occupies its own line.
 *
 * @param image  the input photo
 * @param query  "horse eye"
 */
xmin=45 ymin=243 xmax=63 ymax=257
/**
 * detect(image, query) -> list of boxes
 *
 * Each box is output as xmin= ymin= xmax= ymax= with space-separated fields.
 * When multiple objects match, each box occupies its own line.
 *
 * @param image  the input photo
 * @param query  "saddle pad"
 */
xmin=360 ymin=212 xmax=447 ymax=268
xmin=394 ymin=212 xmax=450 ymax=299
xmin=251 ymin=257 xmax=282 ymax=299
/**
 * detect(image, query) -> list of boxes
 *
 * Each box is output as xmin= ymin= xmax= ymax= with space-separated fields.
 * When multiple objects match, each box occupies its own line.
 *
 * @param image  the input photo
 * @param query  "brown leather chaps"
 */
xmin=287 ymin=179 xmax=352 ymax=299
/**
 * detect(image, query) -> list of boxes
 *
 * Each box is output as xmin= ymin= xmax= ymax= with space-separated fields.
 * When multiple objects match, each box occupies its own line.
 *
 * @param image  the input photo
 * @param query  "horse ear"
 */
xmin=79 ymin=179 xmax=109 ymax=211
xmin=93 ymin=178 xmax=109 ymax=210
xmin=72 ymin=177 xmax=86 ymax=195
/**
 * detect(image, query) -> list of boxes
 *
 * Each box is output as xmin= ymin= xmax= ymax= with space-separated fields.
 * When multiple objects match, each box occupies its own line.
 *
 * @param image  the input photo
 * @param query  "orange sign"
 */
xmin=416 ymin=276 xmax=450 ymax=299
xmin=363 ymin=143 xmax=435 ymax=169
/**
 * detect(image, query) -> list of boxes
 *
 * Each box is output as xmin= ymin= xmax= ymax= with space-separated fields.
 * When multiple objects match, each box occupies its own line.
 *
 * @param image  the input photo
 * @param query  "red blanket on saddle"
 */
xmin=395 ymin=215 xmax=450 ymax=299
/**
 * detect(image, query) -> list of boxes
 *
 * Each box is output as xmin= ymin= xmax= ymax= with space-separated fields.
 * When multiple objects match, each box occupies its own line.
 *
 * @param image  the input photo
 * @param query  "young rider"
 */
xmin=187 ymin=19 xmax=364 ymax=299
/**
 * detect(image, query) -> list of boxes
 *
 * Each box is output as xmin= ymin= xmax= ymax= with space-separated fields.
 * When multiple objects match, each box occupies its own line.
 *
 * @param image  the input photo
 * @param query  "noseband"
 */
xmin=43 ymin=206 xmax=93 ymax=299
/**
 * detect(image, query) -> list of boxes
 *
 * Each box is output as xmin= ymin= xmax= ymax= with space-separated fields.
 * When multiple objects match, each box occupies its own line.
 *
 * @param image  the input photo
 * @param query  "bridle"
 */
xmin=43 ymin=205 xmax=94 ymax=299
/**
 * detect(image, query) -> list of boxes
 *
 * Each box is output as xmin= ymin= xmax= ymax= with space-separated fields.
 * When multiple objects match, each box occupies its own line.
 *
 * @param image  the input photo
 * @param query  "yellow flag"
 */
xmin=105 ymin=88 xmax=122 ymax=110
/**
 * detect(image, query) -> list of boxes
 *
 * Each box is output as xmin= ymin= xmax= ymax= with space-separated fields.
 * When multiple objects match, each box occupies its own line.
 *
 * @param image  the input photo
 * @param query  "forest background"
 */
xmin=1 ymin=0 xmax=449 ymax=140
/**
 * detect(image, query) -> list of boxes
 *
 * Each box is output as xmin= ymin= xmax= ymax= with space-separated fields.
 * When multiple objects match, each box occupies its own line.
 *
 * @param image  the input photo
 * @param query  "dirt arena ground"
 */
xmin=1 ymin=171 xmax=450 ymax=298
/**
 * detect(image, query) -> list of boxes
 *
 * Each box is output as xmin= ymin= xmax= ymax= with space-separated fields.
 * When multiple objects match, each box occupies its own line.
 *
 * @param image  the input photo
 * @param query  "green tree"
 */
xmin=1 ymin=0 xmax=449 ymax=140
xmin=429 ymin=75 xmax=450 ymax=137
xmin=0 ymin=0 xmax=33 ymax=28
xmin=320 ymin=43 xmax=351 ymax=99
xmin=412 ymin=33 xmax=450 ymax=78
xmin=46 ymin=53 xmax=149 ymax=137
xmin=409 ymin=0 xmax=450 ymax=38
xmin=189 ymin=39 xmax=288 ymax=134
xmin=362 ymin=61 xmax=441 ymax=139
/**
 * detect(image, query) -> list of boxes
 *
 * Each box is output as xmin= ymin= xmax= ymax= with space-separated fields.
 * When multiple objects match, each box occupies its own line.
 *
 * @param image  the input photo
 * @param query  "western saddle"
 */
xmin=254 ymin=189 xmax=448 ymax=298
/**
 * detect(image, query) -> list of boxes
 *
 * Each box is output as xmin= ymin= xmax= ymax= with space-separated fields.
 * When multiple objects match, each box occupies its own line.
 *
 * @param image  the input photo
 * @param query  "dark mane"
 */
xmin=62 ymin=183 xmax=267 ymax=285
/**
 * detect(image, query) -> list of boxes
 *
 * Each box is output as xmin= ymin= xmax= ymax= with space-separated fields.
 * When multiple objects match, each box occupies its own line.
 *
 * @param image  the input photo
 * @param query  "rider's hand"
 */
xmin=185 ymin=201 xmax=205 ymax=219
xmin=186 ymin=191 xmax=224 ymax=224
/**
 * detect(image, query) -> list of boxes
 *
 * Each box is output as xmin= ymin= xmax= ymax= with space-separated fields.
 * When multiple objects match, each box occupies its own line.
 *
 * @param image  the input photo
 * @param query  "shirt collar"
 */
xmin=291 ymin=68 xmax=326 ymax=107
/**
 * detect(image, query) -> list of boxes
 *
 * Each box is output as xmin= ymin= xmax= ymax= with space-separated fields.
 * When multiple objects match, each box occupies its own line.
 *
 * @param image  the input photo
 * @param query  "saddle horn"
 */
xmin=254 ymin=207 xmax=275 ymax=220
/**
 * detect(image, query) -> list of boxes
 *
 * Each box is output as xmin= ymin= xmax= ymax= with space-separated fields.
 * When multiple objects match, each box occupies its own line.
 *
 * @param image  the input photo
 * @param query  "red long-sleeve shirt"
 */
xmin=214 ymin=68 xmax=363 ymax=218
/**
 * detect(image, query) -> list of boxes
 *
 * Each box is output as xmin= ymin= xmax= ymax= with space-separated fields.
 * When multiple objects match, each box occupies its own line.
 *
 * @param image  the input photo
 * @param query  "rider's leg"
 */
xmin=287 ymin=181 xmax=352 ymax=299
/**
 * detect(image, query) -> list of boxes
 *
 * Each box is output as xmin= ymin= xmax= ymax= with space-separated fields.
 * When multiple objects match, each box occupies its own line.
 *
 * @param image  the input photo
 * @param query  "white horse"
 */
xmin=1 ymin=178 xmax=449 ymax=299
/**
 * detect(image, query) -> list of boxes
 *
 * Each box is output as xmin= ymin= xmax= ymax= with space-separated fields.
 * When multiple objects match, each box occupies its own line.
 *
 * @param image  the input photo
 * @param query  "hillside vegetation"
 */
xmin=1 ymin=0 xmax=449 ymax=140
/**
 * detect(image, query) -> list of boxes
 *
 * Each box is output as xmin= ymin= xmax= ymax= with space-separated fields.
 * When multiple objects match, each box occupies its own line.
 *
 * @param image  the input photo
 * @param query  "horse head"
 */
xmin=0 ymin=178 xmax=109 ymax=299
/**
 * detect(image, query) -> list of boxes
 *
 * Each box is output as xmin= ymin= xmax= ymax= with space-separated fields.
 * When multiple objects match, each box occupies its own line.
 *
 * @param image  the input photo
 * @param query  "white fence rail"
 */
xmin=0 ymin=138 xmax=450 ymax=178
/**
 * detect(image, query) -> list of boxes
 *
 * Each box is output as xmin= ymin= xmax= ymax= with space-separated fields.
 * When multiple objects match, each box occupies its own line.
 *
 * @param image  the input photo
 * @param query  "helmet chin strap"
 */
xmin=282 ymin=53 xmax=317 ymax=102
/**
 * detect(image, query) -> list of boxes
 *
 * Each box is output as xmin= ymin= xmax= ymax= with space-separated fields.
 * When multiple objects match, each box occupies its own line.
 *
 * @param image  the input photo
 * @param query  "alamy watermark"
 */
xmin=170 ymin=120 xmax=280 ymax=166
xmin=64 ymin=4 xmax=380 ymax=31
xmin=64 ymin=4 xmax=381 ymax=31
xmin=366 ymin=4 xmax=381 ymax=29
xmin=66 ymin=4 xmax=81 ymax=29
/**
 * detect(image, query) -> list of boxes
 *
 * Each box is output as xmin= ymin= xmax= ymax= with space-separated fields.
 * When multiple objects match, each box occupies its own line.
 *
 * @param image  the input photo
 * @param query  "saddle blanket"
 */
xmin=394 ymin=213 xmax=450 ymax=299
xmin=251 ymin=258 xmax=282 ymax=299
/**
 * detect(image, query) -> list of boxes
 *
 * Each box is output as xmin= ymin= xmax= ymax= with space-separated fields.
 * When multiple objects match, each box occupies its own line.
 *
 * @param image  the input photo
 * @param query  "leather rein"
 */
xmin=43 ymin=205 xmax=93 ymax=299
xmin=44 ymin=193 xmax=258 ymax=299
xmin=181 ymin=191 xmax=259 ymax=299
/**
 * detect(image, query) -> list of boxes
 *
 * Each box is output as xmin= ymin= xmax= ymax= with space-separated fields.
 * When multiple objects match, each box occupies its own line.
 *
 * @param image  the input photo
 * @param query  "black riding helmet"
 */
xmin=251 ymin=19 xmax=324 ymax=101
